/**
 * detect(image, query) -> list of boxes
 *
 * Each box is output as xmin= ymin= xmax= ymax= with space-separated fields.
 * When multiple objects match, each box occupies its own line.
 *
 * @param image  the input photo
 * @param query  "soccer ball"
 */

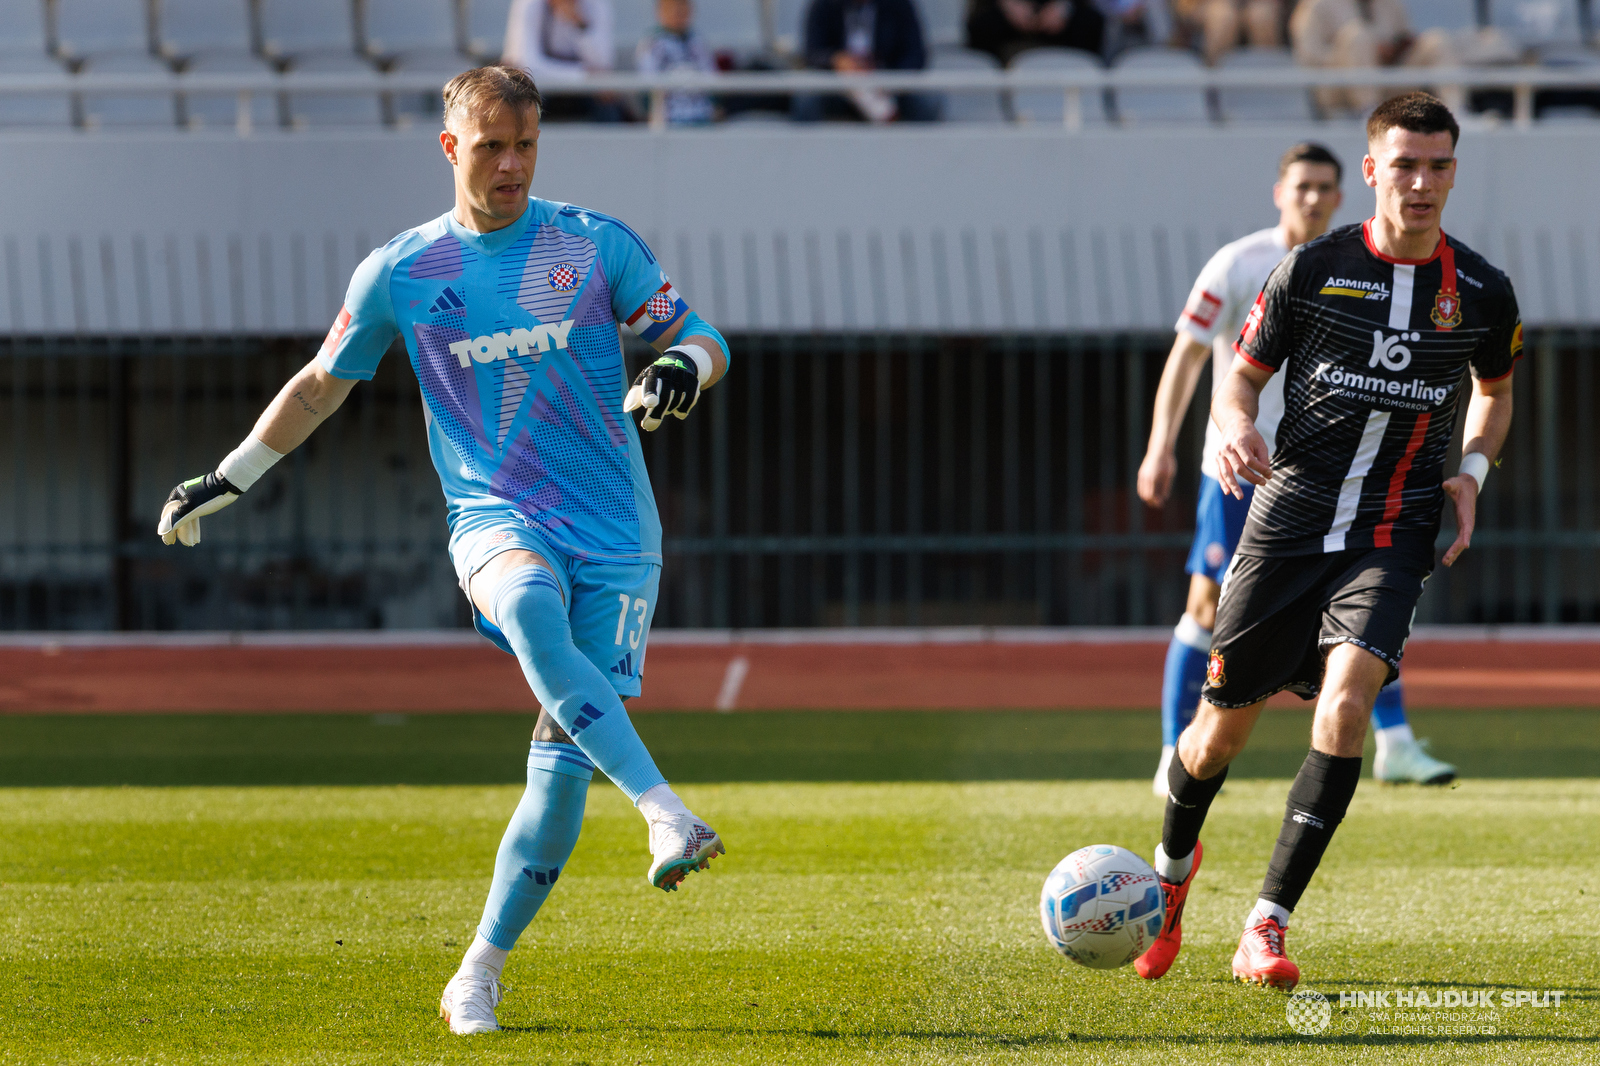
xmin=1039 ymin=845 xmax=1165 ymax=970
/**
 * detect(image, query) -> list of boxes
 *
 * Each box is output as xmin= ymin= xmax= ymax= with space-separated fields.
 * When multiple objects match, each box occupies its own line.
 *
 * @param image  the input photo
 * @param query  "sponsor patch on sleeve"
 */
xmin=318 ymin=307 xmax=352 ymax=360
xmin=1510 ymin=320 xmax=1523 ymax=357
xmin=1181 ymin=289 xmax=1223 ymax=330
xmin=1236 ymin=291 xmax=1266 ymax=351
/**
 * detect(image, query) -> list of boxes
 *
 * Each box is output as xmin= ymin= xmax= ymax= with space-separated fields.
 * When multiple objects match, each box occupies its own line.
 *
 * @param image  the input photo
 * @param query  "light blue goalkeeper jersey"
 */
xmin=317 ymin=198 xmax=689 ymax=564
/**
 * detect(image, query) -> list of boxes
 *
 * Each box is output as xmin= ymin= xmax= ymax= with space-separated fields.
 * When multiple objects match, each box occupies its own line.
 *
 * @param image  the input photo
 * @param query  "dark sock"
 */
xmin=1260 ymin=749 xmax=1363 ymax=911
xmin=1161 ymin=752 xmax=1229 ymax=868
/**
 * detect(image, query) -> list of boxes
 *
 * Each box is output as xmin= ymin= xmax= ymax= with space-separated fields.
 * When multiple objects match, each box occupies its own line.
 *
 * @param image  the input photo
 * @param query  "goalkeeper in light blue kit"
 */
xmin=157 ymin=65 xmax=728 ymax=1035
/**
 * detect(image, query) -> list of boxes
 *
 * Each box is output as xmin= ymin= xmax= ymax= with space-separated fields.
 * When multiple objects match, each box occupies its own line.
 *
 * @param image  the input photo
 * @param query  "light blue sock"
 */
xmin=1161 ymin=613 xmax=1212 ymax=746
xmin=1371 ymin=680 xmax=1408 ymax=731
xmin=477 ymin=743 xmax=593 ymax=950
xmin=492 ymin=566 xmax=667 ymax=801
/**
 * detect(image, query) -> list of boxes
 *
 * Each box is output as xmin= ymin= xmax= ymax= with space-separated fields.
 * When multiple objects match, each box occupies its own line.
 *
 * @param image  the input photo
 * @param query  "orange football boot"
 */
xmin=1134 ymin=840 xmax=1202 ymax=980
xmin=1232 ymin=916 xmax=1300 ymax=991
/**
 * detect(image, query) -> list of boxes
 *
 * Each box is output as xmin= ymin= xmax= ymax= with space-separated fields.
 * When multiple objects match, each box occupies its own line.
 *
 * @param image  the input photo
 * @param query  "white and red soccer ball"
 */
xmin=1039 ymin=845 xmax=1165 ymax=970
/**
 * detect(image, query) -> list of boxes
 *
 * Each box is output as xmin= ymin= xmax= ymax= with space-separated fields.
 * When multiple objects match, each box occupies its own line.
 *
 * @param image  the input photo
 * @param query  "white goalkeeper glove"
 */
xmin=157 ymin=436 xmax=284 ymax=546
xmin=624 ymin=344 xmax=712 ymax=431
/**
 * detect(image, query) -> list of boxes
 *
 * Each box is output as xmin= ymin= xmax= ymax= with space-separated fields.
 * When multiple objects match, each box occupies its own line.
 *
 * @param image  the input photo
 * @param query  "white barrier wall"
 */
xmin=2 ymin=122 xmax=1598 ymax=334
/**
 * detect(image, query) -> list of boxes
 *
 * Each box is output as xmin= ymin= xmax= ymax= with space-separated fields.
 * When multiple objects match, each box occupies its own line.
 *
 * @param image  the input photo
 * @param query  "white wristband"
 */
xmin=217 ymin=435 xmax=286 ymax=493
xmin=668 ymin=342 xmax=714 ymax=387
xmin=1459 ymin=451 xmax=1490 ymax=492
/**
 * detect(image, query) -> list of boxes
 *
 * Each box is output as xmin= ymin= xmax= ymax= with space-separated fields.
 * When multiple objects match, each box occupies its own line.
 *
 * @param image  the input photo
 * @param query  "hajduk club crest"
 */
xmin=1432 ymin=290 xmax=1462 ymax=328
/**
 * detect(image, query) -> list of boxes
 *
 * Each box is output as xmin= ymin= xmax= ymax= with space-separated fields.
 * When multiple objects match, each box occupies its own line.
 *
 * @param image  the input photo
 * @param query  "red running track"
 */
xmin=0 ymin=630 xmax=1596 ymax=713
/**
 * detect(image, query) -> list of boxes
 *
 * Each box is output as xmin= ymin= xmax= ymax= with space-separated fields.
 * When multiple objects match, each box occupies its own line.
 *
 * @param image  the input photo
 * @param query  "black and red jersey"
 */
xmin=1233 ymin=220 xmax=1521 ymax=557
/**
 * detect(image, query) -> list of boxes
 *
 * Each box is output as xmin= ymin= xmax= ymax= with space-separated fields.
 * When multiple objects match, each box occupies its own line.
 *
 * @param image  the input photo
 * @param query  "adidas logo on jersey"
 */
xmin=611 ymin=652 xmax=635 ymax=677
xmin=429 ymin=287 xmax=466 ymax=314
xmin=448 ymin=319 xmax=575 ymax=368
xmin=1320 ymin=277 xmax=1389 ymax=300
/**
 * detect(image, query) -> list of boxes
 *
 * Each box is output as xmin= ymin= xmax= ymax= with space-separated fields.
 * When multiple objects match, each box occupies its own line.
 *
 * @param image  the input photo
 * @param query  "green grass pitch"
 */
xmin=1 ymin=710 xmax=1596 ymax=1064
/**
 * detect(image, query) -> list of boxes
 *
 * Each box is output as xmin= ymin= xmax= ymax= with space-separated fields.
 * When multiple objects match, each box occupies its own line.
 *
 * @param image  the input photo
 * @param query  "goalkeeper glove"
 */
xmin=157 ymin=435 xmax=284 ymax=546
xmin=624 ymin=344 xmax=712 ymax=431
xmin=157 ymin=472 xmax=242 ymax=546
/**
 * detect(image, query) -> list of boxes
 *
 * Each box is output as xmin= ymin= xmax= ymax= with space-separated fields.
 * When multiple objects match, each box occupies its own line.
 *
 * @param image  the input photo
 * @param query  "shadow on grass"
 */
xmin=1 ymin=709 xmax=1596 ymax=787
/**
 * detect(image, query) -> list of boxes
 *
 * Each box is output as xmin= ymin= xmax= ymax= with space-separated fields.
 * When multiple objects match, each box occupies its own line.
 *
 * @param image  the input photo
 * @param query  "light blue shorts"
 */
xmin=449 ymin=508 xmax=661 ymax=699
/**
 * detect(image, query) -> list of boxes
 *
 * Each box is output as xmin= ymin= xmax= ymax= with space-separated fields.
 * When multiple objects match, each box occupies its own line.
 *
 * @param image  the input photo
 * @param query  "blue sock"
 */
xmin=1371 ymin=680 xmax=1407 ymax=731
xmin=477 ymin=743 xmax=594 ymax=950
xmin=1162 ymin=613 xmax=1212 ymax=746
xmin=492 ymin=566 xmax=667 ymax=801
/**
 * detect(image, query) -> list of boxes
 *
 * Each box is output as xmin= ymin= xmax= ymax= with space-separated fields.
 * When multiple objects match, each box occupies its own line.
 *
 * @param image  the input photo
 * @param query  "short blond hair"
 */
xmin=442 ymin=65 xmax=543 ymax=129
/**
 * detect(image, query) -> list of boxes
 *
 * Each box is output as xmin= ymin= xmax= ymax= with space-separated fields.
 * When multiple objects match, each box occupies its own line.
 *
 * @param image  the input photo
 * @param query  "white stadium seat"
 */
xmin=1218 ymin=47 xmax=1315 ymax=123
xmin=694 ymin=0 xmax=764 ymax=52
xmin=773 ymin=0 xmax=808 ymax=54
xmin=0 ymin=0 xmax=50 ymax=56
xmin=54 ymin=0 xmax=154 ymax=57
xmin=920 ymin=0 xmax=967 ymax=49
xmin=79 ymin=50 xmax=180 ymax=128
xmin=257 ymin=0 xmax=382 ymax=126
xmin=257 ymin=0 xmax=364 ymax=59
xmin=931 ymin=46 xmax=1005 ymax=123
xmin=364 ymin=0 xmax=468 ymax=63
xmin=0 ymin=50 xmax=74 ymax=127
xmin=156 ymin=0 xmax=257 ymax=56
xmin=1009 ymin=47 xmax=1108 ymax=126
xmin=464 ymin=0 xmax=514 ymax=59
xmin=1407 ymin=0 xmax=1480 ymax=31
xmin=1112 ymin=46 xmax=1210 ymax=125
xmin=1491 ymin=0 xmax=1585 ymax=45
xmin=613 ymin=0 xmax=657 ymax=63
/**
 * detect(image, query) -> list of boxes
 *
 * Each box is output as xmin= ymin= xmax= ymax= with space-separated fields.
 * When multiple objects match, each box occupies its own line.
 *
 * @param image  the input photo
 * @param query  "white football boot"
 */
xmin=646 ymin=809 xmax=725 ymax=891
xmin=1153 ymin=745 xmax=1175 ymax=798
xmin=1374 ymin=737 xmax=1457 ymax=785
xmin=439 ymin=967 xmax=504 ymax=1034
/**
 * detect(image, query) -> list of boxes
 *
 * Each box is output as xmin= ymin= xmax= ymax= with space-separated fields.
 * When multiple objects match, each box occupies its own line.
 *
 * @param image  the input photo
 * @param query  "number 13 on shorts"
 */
xmin=615 ymin=593 xmax=648 ymax=649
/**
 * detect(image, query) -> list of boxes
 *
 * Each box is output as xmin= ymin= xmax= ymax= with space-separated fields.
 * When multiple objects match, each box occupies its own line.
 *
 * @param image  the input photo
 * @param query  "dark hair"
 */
xmin=1278 ymin=142 xmax=1342 ymax=184
xmin=1366 ymin=91 xmax=1459 ymax=148
xmin=442 ymin=65 xmax=543 ymax=127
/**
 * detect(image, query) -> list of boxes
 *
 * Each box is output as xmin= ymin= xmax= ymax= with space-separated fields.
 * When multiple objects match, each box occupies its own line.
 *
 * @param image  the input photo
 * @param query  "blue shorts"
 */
xmin=449 ymin=508 xmax=661 ymax=699
xmin=1185 ymin=475 xmax=1254 ymax=583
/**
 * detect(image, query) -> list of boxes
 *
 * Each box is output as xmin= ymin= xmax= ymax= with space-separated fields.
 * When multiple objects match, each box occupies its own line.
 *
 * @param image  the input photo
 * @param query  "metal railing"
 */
xmin=2 ymin=329 xmax=1597 ymax=631
xmin=1 ymin=64 xmax=1598 ymax=131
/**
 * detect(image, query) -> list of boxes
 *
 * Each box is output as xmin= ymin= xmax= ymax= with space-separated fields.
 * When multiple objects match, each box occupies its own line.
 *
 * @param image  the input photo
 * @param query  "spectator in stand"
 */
xmin=967 ymin=0 xmax=1105 ymax=64
xmin=504 ymin=0 xmax=627 ymax=120
xmin=637 ymin=0 xmax=720 ymax=124
xmin=1290 ymin=0 xmax=1460 ymax=115
xmin=792 ymin=0 xmax=940 ymax=123
xmin=1169 ymin=0 xmax=1280 ymax=65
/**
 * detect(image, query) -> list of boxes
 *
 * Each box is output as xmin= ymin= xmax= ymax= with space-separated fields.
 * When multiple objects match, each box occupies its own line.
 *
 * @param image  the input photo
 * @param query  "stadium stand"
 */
xmin=256 ymin=0 xmax=384 ymax=126
xmin=1217 ymin=45 xmax=1316 ymax=122
xmin=696 ymin=0 xmax=766 ymax=52
xmin=1009 ymin=45 xmax=1108 ymax=124
xmin=159 ymin=0 xmax=279 ymax=129
xmin=465 ymin=0 xmax=514 ymax=58
xmin=1112 ymin=45 xmax=1210 ymax=124
xmin=0 ymin=0 xmax=72 ymax=127
xmin=364 ymin=0 xmax=472 ymax=69
xmin=931 ymin=44 xmax=1007 ymax=122
xmin=57 ymin=0 xmax=177 ymax=127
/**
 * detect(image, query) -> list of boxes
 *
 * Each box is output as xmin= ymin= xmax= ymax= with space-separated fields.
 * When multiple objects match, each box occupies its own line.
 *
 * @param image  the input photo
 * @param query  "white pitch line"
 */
xmin=715 ymin=655 xmax=750 ymax=712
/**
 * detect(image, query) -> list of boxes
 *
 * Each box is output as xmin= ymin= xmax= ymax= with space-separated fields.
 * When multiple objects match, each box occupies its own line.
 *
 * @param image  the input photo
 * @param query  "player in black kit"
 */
xmin=1133 ymin=93 xmax=1520 ymax=991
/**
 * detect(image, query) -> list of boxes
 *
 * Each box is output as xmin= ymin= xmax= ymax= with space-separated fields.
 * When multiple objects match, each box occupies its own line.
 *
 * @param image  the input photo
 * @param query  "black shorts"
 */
xmin=1200 ymin=544 xmax=1434 ymax=709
